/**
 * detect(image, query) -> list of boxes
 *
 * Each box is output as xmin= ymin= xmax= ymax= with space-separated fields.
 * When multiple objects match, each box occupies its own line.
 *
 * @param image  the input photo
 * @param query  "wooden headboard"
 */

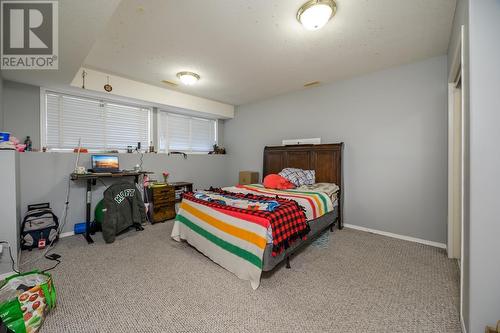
xmin=263 ymin=143 xmax=343 ymax=187
xmin=263 ymin=143 xmax=344 ymax=228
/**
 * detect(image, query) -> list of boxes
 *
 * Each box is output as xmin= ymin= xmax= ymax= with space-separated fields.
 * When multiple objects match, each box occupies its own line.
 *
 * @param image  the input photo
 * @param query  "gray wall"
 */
xmin=1 ymin=79 xmax=233 ymax=235
xmin=468 ymin=0 xmax=500 ymax=331
xmin=0 ymin=151 xmax=21 ymax=275
xmin=225 ymin=56 xmax=448 ymax=243
xmin=0 ymin=72 xmax=3 ymax=129
xmin=2 ymin=81 xmax=40 ymax=149
xmin=448 ymin=0 xmax=468 ymax=75
xmin=19 ymin=153 xmax=231 ymax=234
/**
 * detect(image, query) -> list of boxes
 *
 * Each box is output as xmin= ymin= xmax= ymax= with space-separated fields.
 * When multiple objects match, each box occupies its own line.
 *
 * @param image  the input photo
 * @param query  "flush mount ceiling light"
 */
xmin=297 ymin=0 xmax=337 ymax=31
xmin=176 ymin=71 xmax=200 ymax=85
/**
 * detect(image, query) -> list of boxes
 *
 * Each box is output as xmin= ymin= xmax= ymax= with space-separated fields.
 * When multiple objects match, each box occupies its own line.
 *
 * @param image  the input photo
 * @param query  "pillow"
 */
xmin=303 ymin=170 xmax=316 ymax=185
xmin=279 ymin=168 xmax=315 ymax=186
xmin=263 ymin=174 xmax=296 ymax=190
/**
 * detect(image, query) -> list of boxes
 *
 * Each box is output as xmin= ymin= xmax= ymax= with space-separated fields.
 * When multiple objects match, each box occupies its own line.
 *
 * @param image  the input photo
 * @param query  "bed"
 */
xmin=171 ymin=143 xmax=344 ymax=289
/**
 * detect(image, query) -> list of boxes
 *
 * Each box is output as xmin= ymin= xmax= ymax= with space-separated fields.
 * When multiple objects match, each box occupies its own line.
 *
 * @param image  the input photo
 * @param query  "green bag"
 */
xmin=0 ymin=270 xmax=57 ymax=333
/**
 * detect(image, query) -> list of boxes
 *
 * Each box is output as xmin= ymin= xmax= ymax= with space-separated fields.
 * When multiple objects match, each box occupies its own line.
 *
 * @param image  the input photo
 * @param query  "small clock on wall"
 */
xmin=104 ymin=76 xmax=113 ymax=92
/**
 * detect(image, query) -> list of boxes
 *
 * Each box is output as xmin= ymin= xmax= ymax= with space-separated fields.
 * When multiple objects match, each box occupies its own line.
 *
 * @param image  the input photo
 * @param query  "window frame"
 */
xmin=40 ymin=88 xmax=153 ymax=152
xmin=157 ymin=110 xmax=218 ymax=154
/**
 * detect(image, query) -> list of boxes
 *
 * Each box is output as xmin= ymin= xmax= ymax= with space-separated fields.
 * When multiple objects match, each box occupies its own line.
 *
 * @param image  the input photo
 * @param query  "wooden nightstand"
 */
xmin=146 ymin=185 xmax=175 ymax=223
xmin=169 ymin=182 xmax=194 ymax=202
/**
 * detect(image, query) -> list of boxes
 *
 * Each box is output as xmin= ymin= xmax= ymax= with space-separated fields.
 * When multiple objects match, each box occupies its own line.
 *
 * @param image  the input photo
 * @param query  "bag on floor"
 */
xmin=20 ymin=203 xmax=59 ymax=251
xmin=0 ymin=271 xmax=57 ymax=333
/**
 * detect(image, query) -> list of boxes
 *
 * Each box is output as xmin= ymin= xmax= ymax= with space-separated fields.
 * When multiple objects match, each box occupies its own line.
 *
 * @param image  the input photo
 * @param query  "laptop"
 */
xmin=90 ymin=155 xmax=121 ymax=173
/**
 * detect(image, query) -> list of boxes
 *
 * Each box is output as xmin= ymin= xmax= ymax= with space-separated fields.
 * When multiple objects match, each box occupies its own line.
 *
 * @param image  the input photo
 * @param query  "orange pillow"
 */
xmin=263 ymin=174 xmax=296 ymax=190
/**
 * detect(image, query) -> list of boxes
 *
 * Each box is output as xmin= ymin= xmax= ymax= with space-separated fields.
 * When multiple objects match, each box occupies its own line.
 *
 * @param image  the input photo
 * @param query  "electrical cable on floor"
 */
xmin=41 ymin=253 xmax=61 ymax=273
xmin=0 ymin=241 xmax=20 ymax=274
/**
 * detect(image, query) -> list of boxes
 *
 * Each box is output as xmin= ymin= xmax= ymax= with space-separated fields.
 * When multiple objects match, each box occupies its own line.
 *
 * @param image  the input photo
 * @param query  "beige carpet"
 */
xmin=22 ymin=223 xmax=461 ymax=333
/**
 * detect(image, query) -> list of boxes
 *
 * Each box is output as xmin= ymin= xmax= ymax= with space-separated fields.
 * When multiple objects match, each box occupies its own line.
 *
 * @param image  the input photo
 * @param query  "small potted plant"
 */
xmin=162 ymin=171 xmax=170 ymax=184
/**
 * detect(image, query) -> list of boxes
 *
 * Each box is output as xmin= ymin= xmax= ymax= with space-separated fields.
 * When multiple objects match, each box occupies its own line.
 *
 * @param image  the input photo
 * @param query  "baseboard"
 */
xmin=59 ymin=231 xmax=75 ymax=238
xmin=344 ymin=224 xmax=447 ymax=249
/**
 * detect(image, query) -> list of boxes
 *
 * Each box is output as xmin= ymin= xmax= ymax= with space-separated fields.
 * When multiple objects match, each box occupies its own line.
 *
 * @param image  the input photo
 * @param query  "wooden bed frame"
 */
xmin=263 ymin=143 xmax=344 ymax=229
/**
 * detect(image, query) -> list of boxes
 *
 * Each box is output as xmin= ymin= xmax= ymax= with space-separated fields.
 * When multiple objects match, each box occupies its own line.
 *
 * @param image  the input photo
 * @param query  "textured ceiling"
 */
xmin=83 ymin=0 xmax=455 ymax=105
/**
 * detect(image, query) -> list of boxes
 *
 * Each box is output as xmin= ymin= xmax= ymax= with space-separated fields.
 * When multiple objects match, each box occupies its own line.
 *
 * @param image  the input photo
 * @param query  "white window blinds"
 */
xmin=158 ymin=112 xmax=216 ymax=153
xmin=44 ymin=92 xmax=151 ymax=150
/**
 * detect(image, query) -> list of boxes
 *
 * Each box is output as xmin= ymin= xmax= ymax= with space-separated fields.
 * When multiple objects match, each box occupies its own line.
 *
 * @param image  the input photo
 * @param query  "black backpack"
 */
xmin=20 ymin=203 xmax=59 ymax=250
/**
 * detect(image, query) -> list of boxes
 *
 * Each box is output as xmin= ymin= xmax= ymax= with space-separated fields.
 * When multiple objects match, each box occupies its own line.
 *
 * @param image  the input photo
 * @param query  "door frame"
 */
xmin=447 ymin=71 xmax=462 ymax=259
xmin=447 ymin=24 xmax=465 ymax=331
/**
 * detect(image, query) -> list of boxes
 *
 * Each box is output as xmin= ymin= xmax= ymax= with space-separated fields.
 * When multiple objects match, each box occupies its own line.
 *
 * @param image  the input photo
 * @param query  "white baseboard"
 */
xmin=59 ymin=231 xmax=75 ymax=238
xmin=344 ymin=224 xmax=447 ymax=249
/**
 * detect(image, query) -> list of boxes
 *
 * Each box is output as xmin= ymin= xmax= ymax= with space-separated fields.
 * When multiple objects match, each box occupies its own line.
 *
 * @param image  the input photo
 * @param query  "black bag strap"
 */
xmin=28 ymin=203 xmax=50 ymax=211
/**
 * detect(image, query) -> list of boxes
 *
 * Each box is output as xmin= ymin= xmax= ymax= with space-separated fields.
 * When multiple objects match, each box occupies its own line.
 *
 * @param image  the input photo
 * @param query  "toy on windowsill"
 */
xmin=209 ymin=144 xmax=226 ymax=154
xmin=0 ymin=135 xmax=27 ymax=152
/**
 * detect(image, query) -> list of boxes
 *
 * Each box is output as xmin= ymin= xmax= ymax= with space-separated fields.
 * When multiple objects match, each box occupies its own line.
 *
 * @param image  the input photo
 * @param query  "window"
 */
xmin=158 ymin=111 xmax=217 ymax=153
xmin=42 ymin=91 xmax=151 ymax=150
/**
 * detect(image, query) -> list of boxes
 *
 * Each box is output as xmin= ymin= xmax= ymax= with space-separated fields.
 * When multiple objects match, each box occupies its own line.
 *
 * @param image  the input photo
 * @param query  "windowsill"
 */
xmin=26 ymin=150 xmax=228 ymax=156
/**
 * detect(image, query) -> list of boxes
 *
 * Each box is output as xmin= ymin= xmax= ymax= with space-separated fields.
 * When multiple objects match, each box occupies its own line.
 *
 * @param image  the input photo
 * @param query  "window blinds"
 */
xmin=158 ymin=111 xmax=216 ymax=153
xmin=44 ymin=92 xmax=150 ymax=150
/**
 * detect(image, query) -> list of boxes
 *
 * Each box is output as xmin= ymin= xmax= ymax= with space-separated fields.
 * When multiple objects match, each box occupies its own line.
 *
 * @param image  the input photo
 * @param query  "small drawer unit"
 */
xmin=146 ymin=185 xmax=175 ymax=223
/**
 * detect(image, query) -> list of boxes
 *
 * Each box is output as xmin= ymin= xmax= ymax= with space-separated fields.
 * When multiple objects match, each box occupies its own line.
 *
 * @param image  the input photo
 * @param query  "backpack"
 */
xmin=20 ymin=203 xmax=59 ymax=251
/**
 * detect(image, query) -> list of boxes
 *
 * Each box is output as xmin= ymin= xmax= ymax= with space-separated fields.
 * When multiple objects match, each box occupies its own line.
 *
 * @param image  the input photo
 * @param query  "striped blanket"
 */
xmin=222 ymin=184 xmax=334 ymax=220
xmin=171 ymin=185 xmax=334 ymax=289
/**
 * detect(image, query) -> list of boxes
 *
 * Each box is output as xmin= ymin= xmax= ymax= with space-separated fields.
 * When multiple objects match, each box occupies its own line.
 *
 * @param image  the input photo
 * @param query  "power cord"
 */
xmin=0 ymin=241 xmax=20 ymax=274
xmin=41 ymin=253 xmax=61 ymax=273
xmin=97 ymin=178 xmax=108 ymax=188
xmin=139 ymin=151 xmax=144 ymax=171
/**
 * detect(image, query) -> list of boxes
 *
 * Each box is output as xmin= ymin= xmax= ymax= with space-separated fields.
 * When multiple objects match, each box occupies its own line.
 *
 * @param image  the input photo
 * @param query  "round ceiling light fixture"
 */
xmin=297 ymin=0 xmax=336 ymax=31
xmin=176 ymin=71 xmax=200 ymax=85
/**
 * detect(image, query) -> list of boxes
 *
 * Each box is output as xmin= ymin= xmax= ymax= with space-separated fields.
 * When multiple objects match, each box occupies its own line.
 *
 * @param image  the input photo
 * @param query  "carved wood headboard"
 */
xmin=263 ymin=143 xmax=344 ymax=188
xmin=262 ymin=143 xmax=344 ymax=228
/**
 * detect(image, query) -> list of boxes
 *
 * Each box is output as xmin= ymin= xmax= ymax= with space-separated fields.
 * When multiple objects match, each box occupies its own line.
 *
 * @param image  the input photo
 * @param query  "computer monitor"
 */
xmin=91 ymin=155 xmax=120 ymax=172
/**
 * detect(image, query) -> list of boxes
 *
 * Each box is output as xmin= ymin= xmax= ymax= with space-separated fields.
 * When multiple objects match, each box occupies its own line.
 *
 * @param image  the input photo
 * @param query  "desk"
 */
xmin=71 ymin=171 xmax=152 ymax=244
